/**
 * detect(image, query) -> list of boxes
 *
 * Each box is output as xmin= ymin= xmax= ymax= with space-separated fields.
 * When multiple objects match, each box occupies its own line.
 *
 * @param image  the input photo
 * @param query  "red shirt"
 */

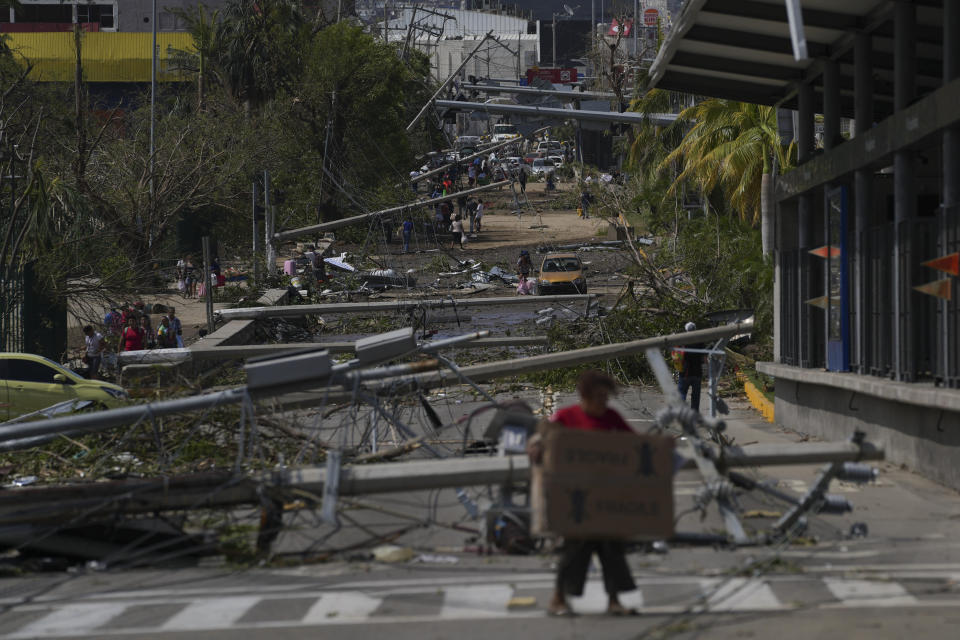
xmin=122 ymin=326 xmax=144 ymax=352
xmin=550 ymin=405 xmax=633 ymax=433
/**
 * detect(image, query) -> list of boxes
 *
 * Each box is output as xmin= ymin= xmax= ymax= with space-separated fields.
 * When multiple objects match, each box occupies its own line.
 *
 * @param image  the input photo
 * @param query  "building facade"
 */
xmin=650 ymin=0 xmax=960 ymax=491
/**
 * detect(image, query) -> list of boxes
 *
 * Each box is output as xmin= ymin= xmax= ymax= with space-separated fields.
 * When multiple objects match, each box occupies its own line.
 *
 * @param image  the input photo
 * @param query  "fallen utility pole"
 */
xmin=217 ymin=294 xmax=594 ymax=321
xmin=380 ymin=320 xmax=755 ymax=391
xmin=0 ymin=442 xmax=883 ymax=527
xmin=460 ymin=84 xmax=617 ymax=101
xmin=0 ymin=322 xmax=739 ymax=449
xmin=273 ymin=180 xmax=510 ymax=242
xmin=407 ymin=30 xmax=494 ymax=132
xmin=434 ymin=100 xmax=678 ymax=127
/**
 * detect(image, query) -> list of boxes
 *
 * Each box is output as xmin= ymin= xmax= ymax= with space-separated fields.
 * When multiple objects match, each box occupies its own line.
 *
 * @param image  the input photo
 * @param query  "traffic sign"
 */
xmin=644 ymin=8 xmax=659 ymax=27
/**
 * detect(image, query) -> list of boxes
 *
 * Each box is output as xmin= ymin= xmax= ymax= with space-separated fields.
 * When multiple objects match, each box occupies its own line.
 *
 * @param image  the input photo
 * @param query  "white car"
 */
xmin=547 ymin=155 xmax=565 ymax=167
xmin=530 ymin=158 xmax=557 ymax=175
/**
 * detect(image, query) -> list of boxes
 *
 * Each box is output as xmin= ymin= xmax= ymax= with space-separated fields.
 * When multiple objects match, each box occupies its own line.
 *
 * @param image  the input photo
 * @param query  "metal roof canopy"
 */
xmin=648 ymin=0 xmax=946 ymax=118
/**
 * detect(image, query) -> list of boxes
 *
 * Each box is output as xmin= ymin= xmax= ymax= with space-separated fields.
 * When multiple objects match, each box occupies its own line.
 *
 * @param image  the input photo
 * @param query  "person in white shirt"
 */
xmin=450 ymin=217 xmax=464 ymax=250
xmin=82 ymin=325 xmax=105 ymax=379
xmin=474 ymin=201 xmax=484 ymax=233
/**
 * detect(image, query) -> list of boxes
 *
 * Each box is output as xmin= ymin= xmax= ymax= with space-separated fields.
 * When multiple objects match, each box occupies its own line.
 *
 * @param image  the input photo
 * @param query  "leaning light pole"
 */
xmin=148 ymin=0 xmax=157 ymax=246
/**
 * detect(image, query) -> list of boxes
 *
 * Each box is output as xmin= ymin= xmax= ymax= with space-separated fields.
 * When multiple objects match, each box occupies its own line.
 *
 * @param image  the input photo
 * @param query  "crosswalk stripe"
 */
xmin=700 ymin=578 xmax=784 ymax=612
xmin=301 ymin=592 xmax=382 ymax=623
xmin=568 ymin=581 xmax=644 ymax=613
xmin=160 ymin=596 xmax=261 ymax=630
xmin=822 ymin=578 xmax=919 ymax=607
xmin=7 ymin=603 xmax=128 ymax=638
xmin=440 ymin=585 xmax=514 ymax=619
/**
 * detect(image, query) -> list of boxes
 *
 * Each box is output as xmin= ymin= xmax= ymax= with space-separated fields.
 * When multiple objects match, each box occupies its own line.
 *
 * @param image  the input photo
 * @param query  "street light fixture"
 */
xmin=552 ymin=4 xmax=578 ymax=67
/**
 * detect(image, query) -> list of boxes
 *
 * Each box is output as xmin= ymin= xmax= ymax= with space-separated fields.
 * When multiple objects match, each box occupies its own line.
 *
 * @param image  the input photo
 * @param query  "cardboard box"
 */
xmin=532 ymin=428 xmax=674 ymax=540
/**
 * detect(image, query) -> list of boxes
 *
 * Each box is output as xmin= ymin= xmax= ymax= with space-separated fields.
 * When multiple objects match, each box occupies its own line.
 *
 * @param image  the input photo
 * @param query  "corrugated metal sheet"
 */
xmin=7 ymin=32 xmax=195 ymax=82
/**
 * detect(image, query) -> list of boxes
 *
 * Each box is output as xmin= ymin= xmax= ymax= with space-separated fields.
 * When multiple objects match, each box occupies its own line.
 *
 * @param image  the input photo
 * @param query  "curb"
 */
xmin=737 ymin=371 xmax=775 ymax=423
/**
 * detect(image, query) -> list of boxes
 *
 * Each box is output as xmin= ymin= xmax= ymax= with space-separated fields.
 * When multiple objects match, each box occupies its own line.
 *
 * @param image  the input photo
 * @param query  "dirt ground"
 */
xmin=66 ymin=178 xmax=627 ymax=351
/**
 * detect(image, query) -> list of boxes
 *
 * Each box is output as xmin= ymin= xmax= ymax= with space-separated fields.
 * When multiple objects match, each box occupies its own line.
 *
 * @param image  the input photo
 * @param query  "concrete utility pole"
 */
xmin=264 ymin=170 xmax=276 ymax=276
xmin=434 ymin=100 xmax=677 ymax=127
xmin=0 ymin=441 xmax=884 ymax=526
xmin=217 ymin=294 xmax=596 ymax=321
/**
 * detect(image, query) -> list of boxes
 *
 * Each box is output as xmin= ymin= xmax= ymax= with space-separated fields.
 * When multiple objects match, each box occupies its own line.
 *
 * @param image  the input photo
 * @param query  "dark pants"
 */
xmin=678 ymin=376 xmax=702 ymax=411
xmin=85 ymin=354 xmax=101 ymax=379
xmin=556 ymin=540 xmax=635 ymax=597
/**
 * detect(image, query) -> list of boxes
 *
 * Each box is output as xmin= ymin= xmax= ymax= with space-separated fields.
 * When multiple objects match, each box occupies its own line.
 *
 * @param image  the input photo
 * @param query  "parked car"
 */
xmin=537 ymin=253 xmax=587 ymax=295
xmin=548 ymin=155 xmax=565 ymax=167
xmin=530 ymin=158 xmax=557 ymax=175
xmin=0 ymin=353 xmax=129 ymax=420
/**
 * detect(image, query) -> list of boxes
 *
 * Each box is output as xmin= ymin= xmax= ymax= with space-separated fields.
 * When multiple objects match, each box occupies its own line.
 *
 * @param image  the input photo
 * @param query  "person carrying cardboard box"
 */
xmin=527 ymin=370 xmax=640 ymax=618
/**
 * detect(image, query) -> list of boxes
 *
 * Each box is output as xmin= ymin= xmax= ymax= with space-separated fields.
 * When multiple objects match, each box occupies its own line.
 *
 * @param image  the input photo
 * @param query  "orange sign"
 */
xmin=914 ymin=279 xmax=952 ymax=300
xmin=809 ymin=245 xmax=841 ymax=259
xmin=921 ymin=253 xmax=960 ymax=276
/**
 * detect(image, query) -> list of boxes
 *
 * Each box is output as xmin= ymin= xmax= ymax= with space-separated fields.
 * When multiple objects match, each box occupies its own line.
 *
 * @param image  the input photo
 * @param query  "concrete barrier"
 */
xmin=759 ymin=362 xmax=960 ymax=491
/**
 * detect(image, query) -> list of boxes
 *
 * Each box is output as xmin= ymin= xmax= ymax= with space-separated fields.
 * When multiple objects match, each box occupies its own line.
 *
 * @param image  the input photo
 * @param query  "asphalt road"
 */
xmin=1 ymin=391 xmax=959 ymax=639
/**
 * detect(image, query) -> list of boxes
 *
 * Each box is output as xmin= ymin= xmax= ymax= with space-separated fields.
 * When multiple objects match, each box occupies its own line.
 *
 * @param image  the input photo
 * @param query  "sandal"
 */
xmin=547 ymin=605 xmax=576 ymax=618
xmin=606 ymin=605 xmax=641 ymax=617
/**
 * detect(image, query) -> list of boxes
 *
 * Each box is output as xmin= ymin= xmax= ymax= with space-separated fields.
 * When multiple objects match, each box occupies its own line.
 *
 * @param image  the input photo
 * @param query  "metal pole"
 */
xmin=854 ymin=32 xmax=873 ymax=374
xmin=149 ymin=0 xmax=157 ymax=243
xmin=633 ymin=0 xmax=638 ymax=58
xmin=943 ymin=0 xmax=960 ymax=385
xmin=552 ymin=14 xmax=557 ymax=67
xmin=406 ymin=30 xmax=494 ymax=132
xmin=893 ymin=1 xmax=917 ymax=381
xmin=433 ymin=99 xmax=677 ymax=126
xmin=252 ymin=180 xmax=261 ymax=287
xmin=797 ymin=82 xmax=814 ymax=368
xmin=202 ymin=236 xmax=214 ymax=334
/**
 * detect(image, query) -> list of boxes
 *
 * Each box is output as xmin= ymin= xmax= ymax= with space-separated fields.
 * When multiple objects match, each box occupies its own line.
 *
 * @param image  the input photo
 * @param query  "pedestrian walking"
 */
xmin=140 ymin=314 xmax=156 ymax=349
xmin=526 ymin=370 xmax=639 ymax=617
xmin=402 ymin=217 xmax=414 ymax=253
xmin=457 ymin=194 xmax=468 ymax=219
xmin=516 ymin=249 xmax=532 ymax=280
xmin=450 ymin=216 xmax=464 ymax=250
xmin=474 ymin=201 xmax=484 ymax=233
xmin=82 ymin=325 xmax=105 ymax=379
xmin=182 ymin=255 xmax=197 ymax=298
xmin=518 ymin=168 xmax=527 ymax=194
xmin=678 ymin=322 xmax=704 ymax=411
xmin=580 ymin=191 xmax=592 ymax=219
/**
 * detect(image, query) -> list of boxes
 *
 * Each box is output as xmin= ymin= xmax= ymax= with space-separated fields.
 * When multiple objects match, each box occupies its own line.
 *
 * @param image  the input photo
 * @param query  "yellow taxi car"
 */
xmin=0 ymin=353 xmax=128 ymax=420
xmin=537 ymin=252 xmax=587 ymax=295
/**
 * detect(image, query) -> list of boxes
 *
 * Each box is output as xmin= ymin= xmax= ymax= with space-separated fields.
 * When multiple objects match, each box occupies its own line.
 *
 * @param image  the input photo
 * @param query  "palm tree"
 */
xmin=661 ymin=99 xmax=794 ymax=256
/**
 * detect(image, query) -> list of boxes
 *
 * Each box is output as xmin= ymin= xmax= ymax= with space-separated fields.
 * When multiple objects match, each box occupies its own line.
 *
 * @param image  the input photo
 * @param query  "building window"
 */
xmin=14 ymin=4 xmax=73 ymax=23
xmin=77 ymin=4 xmax=115 ymax=30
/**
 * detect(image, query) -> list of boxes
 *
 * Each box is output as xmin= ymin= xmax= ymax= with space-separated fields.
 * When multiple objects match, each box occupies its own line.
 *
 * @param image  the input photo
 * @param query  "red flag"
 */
xmin=913 ymin=279 xmax=952 ymax=300
xmin=921 ymin=253 xmax=960 ymax=276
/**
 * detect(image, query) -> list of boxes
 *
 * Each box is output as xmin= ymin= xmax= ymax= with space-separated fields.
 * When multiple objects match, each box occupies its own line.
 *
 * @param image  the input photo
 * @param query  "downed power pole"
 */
xmin=274 ymin=180 xmax=510 ymax=242
xmin=0 ymin=441 xmax=884 ymax=527
xmin=434 ymin=99 xmax=678 ymax=127
xmin=217 ymin=293 xmax=595 ymax=321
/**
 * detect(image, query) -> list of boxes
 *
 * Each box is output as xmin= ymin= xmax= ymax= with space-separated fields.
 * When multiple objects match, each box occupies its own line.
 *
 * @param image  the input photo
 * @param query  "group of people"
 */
xmin=84 ymin=304 xmax=185 ymax=379
xmin=176 ymin=254 xmax=221 ymax=298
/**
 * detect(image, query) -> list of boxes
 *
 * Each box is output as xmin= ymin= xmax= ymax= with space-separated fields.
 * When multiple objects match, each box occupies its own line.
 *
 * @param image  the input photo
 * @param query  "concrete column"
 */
xmin=894 ymin=1 xmax=916 ymax=381
xmin=798 ymin=82 xmax=815 ymax=367
xmin=854 ymin=32 xmax=873 ymax=374
xmin=942 ymin=0 xmax=960 ymax=383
